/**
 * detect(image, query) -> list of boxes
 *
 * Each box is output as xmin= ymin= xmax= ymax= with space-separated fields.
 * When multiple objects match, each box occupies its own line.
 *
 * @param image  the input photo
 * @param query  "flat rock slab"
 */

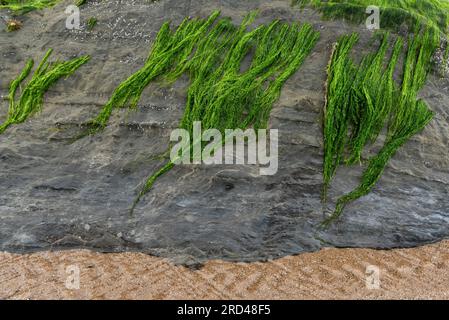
xmin=0 ymin=0 xmax=448 ymax=265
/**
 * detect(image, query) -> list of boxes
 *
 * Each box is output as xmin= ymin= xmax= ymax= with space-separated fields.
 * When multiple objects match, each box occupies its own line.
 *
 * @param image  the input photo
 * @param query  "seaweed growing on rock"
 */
xmin=293 ymin=0 xmax=449 ymax=36
xmin=85 ymin=11 xmax=222 ymax=135
xmin=132 ymin=15 xmax=320 ymax=212
xmin=87 ymin=17 xmax=97 ymax=31
xmin=322 ymin=27 xmax=439 ymax=225
xmin=0 ymin=49 xmax=90 ymax=134
xmin=87 ymin=11 xmax=319 ymax=212
xmin=0 ymin=0 xmax=59 ymax=14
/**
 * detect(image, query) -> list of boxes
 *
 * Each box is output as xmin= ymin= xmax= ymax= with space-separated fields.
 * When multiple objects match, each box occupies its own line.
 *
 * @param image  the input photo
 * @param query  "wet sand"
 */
xmin=1 ymin=240 xmax=448 ymax=299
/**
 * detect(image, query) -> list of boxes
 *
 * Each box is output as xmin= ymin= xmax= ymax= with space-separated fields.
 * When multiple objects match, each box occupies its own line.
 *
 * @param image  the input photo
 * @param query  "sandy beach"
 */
xmin=1 ymin=240 xmax=448 ymax=299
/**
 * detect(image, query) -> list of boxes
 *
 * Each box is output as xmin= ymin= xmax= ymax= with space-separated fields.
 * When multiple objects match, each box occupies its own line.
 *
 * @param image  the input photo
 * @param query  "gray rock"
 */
xmin=0 ymin=0 xmax=448 ymax=265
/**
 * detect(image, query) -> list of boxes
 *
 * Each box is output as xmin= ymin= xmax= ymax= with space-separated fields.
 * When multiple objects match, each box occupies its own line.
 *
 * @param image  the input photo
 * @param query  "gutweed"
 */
xmin=322 ymin=33 xmax=359 ymax=198
xmin=92 ymin=11 xmax=319 ymax=212
xmin=0 ymin=49 xmax=90 ymax=135
xmin=0 ymin=0 xmax=59 ymax=14
xmin=322 ymin=27 xmax=439 ymax=225
xmin=134 ymin=16 xmax=319 ymax=212
xmin=75 ymin=0 xmax=86 ymax=7
xmin=293 ymin=0 xmax=449 ymax=35
xmin=87 ymin=17 xmax=96 ymax=31
xmin=84 ymin=11 xmax=222 ymax=136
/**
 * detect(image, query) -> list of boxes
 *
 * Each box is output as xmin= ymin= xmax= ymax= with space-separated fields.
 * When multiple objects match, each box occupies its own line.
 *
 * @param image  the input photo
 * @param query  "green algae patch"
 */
xmin=0 ymin=49 xmax=90 ymax=135
xmin=82 ymin=11 xmax=319 ymax=212
xmin=322 ymin=27 xmax=438 ymax=225
xmin=0 ymin=0 xmax=59 ymax=14
xmin=293 ymin=0 xmax=449 ymax=35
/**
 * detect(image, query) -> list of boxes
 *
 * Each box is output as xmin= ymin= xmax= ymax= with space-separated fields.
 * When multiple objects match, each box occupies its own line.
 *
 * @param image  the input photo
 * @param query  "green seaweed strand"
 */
xmin=0 ymin=0 xmax=59 ymax=14
xmin=86 ymin=11 xmax=221 ymax=134
xmin=322 ymin=26 xmax=438 ymax=225
xmin=293 ymin=0 xmax=449 ymax=36
xmin=322 ymin=33 xmax=358 ymax=195
xmin=0 ymin=49 xmax=90 ymax=134
xmin=129 ymin=13 xmax=319 ymax=212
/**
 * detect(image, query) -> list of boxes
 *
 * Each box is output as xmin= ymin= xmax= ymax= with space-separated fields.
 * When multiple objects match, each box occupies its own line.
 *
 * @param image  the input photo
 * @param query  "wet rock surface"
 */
xmin=0 ymin=0 xmax=448 ymax=265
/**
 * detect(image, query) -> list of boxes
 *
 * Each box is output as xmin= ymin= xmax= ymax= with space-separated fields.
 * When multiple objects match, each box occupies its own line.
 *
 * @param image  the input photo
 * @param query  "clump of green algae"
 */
xmin=293 ymin=0 xmax=449 ymax=35
xmin=85 ymin=11 xmax=222 ymax=134
xmin=87 ymin=17 xmax=97 ymax=31
xmin=322 ymin=26 xmax=439 ymax=225
xmin=82 ymin=11 xmax=320 ymax=212
xmin=0 ymin=49 xmax=90 ymax=134
xmin=0 ymin=0 xmax=59 ymax=14
xmin=134 ymin=15 xmax=320 ymax=211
